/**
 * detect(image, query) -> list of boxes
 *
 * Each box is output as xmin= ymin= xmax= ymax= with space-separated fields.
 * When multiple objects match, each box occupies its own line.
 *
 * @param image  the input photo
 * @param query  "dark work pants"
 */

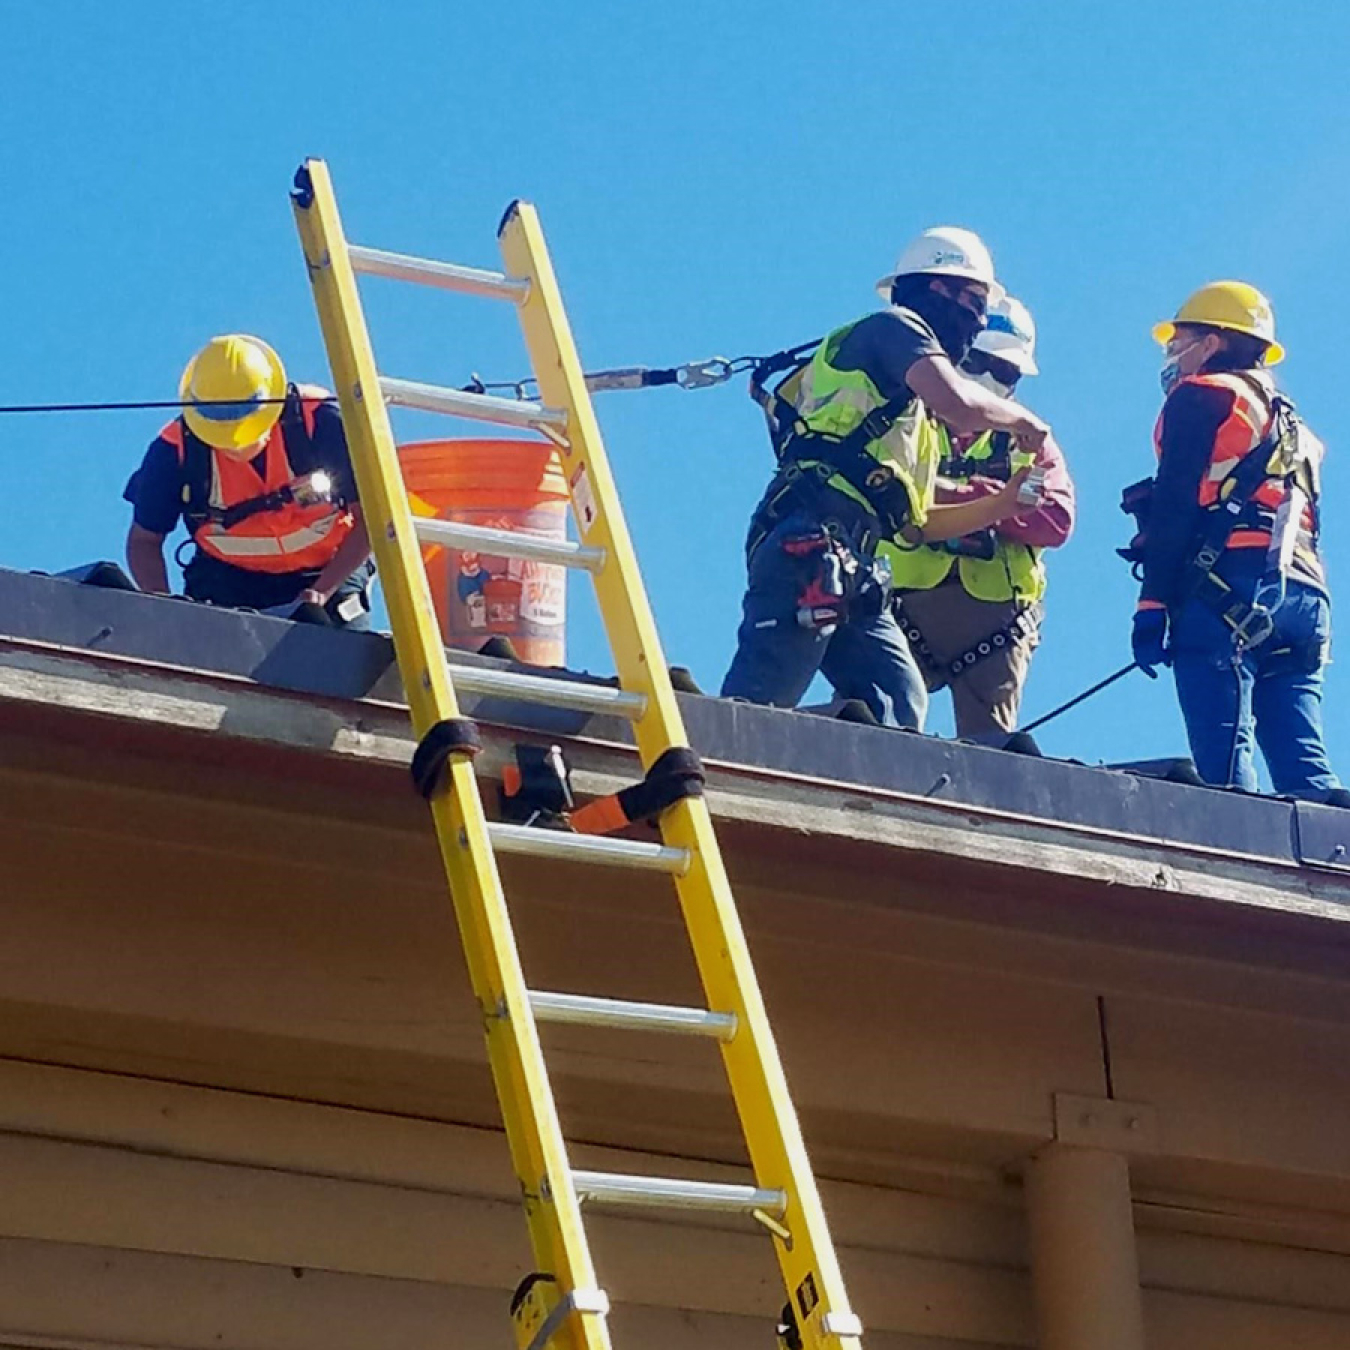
xmin=720 ymin=510 xmax=928 ymax=729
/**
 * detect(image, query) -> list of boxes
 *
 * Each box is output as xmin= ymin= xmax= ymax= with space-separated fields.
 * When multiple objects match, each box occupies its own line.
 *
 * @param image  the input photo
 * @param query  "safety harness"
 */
xmin=746 ymin=339 xmax=917 ymax=553
xmin=179 ymin=387 xmax=341 ymax=532
xmin=893 ymin=594 xmax=1039 ymax=683
xmin=1119 ymin=392 xmax=1315 ymax=647
xmin=892 ymin=428 xmax=1038 ymax=680
xmin=931 ymin=429 xmax=1017 ymax=562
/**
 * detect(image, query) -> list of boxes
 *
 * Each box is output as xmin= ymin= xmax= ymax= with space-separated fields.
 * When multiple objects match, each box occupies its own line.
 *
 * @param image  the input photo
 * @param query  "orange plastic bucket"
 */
xmin=398 ymin=439 xmax=569 ymax=666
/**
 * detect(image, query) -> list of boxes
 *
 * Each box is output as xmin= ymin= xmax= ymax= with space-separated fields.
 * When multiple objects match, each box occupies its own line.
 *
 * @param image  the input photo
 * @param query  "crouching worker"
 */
xmin=888 ymin=295 xmax=1075 ymax=742
xmin=1130 ymin=282 xmax=1345 ymax=801
xmin=124 ymin=335 xmax=375 ymax=629
xmin=721 ymin=227 xmax=1055 ymax=729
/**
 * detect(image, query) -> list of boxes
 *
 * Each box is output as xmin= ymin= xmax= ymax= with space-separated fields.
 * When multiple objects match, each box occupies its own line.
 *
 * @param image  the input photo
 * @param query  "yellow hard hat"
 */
xmin=1152 ymin=281 xmax=1284 ymax=366
xmin=179 ymin=335 xmax=288 ymax=451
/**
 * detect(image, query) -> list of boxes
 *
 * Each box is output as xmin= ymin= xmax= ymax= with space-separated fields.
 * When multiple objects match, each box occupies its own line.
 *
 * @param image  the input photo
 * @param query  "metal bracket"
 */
xmin=820 ymin=1311 xmax=864 ymax=1338
xmin=1052 ymin=1093 xmax=1158 ymax=1154
xmin=522 ymin=1287 xmax=610 ymax=1350
xmin=1293 ymin=800 xmax=1350 ymax=872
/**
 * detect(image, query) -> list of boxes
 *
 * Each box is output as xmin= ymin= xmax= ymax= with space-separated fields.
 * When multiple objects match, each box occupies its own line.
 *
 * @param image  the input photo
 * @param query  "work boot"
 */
xmin=1164 ymin=758 xmax=1207 ymax=787
xmin=1322 ymin=787 xmax=1350 ymax=809
xmin=478 ymin=635 xmax=520 ymax=662
xmin=669 ymin=665 xmax=703 ymax=695
xmin=834 ymin=699 xmax=880 ymax=726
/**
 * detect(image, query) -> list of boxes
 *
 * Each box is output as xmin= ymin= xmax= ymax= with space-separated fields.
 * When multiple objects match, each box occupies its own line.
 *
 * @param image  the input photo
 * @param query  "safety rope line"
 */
xmin=0 ymin=341 xmax=815 ymax=417
xmin=0 ymin=398 xmax=302 ymax=415
xmin=1019 ymin=661 xmax=1151 ymax=735
xmin=465 ymin=351 xmax=774 ymax=403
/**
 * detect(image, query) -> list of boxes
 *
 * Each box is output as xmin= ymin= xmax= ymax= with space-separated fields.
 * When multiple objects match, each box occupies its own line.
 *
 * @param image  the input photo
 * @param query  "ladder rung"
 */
xmin=380 ymin=376 xmax=568 ymax=429
xmin=571 ymin=1170 xmax=788 ymax=1216
xmin=451 ymin=664 xmax=646 ymax=719
xmin=529 ymin=990 xmax=738 ymax=1040
xmin=488 ymin=823 xmax=690 ymax=875
xmin=348 ymin=244 xmax=530 ymax=302
xmin=413 ymin=516 xmax=605 ymax=572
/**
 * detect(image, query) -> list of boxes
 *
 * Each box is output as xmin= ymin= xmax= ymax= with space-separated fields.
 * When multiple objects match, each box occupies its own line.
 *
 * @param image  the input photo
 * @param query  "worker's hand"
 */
xmin=296 ymin=587 xmax=327 ymax=606
xmin=993 ymin=465 xmax=1034 ymax=514
xmin=1131 ymin=606 xmax=1170 ymax=674
xmin=1011 ymin=410 xmax=1051 ymax=454
xmin=290 ymin=598 xmax=334 ymax=627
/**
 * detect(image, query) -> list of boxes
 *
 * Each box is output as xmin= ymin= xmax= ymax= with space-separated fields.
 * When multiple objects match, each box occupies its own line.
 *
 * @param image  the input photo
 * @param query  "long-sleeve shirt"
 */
xmin=1138 ymin=382 xmax=1225 ymax=608
xmin=934 ymin=432 xmax=1076 ymax=550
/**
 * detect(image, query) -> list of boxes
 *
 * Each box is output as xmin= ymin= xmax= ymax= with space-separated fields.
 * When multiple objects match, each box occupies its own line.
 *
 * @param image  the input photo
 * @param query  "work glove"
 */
xmin=1131 ymin=606 xmax=1170 ymax=674
xmin=290 ymin=599 xmax=334 ymax=627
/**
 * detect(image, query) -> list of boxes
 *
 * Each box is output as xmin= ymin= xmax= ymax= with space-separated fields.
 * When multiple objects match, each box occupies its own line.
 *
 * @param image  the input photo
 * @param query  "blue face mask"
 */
xmin=1160 ymin=338 xmax=1203 ymax=396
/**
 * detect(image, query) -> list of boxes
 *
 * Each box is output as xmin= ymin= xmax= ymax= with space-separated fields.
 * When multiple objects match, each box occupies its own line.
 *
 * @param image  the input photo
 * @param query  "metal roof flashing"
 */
xmin=2 ymin=566 xmax=1349 ymax=901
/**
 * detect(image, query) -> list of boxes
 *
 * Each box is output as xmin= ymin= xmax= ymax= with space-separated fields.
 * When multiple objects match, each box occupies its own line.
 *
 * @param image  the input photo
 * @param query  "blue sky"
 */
xmin=3 ymin=2 xmax=1348 ymax=777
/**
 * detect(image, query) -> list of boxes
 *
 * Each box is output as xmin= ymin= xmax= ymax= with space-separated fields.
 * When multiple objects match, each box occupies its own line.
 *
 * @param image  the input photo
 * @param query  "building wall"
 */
xmin=0 ymin=717 xmax=1347 ymax=1348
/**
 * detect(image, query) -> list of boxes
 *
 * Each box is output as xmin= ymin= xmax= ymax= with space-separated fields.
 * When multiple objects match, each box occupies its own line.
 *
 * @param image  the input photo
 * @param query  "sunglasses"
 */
xmin=963 ymin=348 xmax=1022 ymax=388
xmin=934 ymin=279 xmax=989 ymax=322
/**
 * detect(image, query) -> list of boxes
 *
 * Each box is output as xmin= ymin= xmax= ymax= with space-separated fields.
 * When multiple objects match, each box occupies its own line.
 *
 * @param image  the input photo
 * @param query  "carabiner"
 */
xmin=676 ymin=358 xmax=734 ymax=390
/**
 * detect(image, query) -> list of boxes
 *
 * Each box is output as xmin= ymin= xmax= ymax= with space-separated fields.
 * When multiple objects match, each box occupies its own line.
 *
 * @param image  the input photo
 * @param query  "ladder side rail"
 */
xmin=499 ymin=202 xmax=862 ymax=1350
xmin=291 ymin=160 xmax=608 ymax=1350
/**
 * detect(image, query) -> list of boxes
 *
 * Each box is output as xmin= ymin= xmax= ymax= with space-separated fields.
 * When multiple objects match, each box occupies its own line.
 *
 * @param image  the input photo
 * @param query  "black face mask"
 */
xmin=905 ymin=289 xmax=985 ymax=364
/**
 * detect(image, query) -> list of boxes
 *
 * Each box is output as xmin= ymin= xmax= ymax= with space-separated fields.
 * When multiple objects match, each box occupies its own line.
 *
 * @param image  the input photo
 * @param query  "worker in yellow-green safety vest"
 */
xmin=886 ymin=295 xmax=1075 ymax=743
xmin=721 ymin=229 xmax=1057 ymax=730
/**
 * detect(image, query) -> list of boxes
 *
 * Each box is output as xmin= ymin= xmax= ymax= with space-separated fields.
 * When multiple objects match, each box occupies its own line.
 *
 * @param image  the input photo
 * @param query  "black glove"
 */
xmin=290 ymin=600 xmax=334 ymax=627
xmin=1131 ymin=606 xmax=1169 ymax=673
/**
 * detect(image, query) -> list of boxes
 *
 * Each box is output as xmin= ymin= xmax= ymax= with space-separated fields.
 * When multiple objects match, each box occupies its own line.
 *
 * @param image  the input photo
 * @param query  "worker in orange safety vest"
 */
xmin=124 ymin=334 xmax=375 ymax=628
xmin=1131 ymin=282 xmax=1345 ymax=801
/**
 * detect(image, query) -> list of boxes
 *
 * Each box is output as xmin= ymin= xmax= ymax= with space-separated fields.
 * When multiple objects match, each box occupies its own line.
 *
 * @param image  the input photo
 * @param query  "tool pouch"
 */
xmin=782 ymin=531 xmax=849 ymax=631
xmin=1117 ymin=476 xmax=1154 ymax=574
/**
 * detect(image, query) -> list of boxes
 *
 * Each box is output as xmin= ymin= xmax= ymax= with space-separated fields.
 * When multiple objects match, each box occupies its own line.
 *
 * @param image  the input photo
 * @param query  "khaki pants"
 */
xmin=897 ymin=577 xmax=1041 ymax=740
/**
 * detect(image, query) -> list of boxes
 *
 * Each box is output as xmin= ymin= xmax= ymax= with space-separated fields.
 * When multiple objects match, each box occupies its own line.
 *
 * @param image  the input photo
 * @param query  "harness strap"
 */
xmin=939 ymin=430 xmax=1015 ymax=482
xmin=410 ymin=719 xmax=483 ymax=799
xmin=749 ymin=343 xmax=914 ymax=537
xmin=1190 ymin=572 xmax=1282 ymax=651
xmin=183 ymin=386 xmax=328 ymax=530
xmin=569 ymin=746 xmax=706 ymax=836
xmin=894 ymin=596 xmax=1038 ymax=682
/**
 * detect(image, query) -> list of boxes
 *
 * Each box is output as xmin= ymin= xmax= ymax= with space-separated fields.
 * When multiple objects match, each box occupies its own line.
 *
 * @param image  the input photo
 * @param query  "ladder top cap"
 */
xmin=497 ymin=198 xmax=531 ymax=238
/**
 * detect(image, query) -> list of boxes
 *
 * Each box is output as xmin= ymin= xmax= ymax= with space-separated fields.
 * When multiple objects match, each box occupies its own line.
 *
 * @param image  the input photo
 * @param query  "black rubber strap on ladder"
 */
xmin=410 ymin=718 xmax=483 ymax=799
xmin=569 ymin=746 xmax=705 ymax=835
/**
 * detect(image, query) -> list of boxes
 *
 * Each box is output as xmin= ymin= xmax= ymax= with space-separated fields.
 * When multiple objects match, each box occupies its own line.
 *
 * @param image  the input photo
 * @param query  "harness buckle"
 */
xmin=1230 ymin=605 xmax=1276 ymax=652
xmin=859 ymin=407 xmax=895 ymax=443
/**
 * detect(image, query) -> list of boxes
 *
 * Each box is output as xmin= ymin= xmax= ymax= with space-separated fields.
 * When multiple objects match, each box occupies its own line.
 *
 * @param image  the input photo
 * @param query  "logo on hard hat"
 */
xmin=985 ymin=312 xmax=1028 ymax=340
xmin=930 ymin=250 xmax=965 ymax=266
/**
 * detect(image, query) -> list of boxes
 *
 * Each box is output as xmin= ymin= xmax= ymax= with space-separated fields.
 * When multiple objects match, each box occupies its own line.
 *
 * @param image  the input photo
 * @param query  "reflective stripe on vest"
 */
xmin=784 ymin=322 xmax=940 ymax=528
xmin=881 ymin=426 xmax=1046 ymax=602
xmin=161 ymin=383 xmax=355 ymax=574
xmin=1153 ymin=370 xmax=1322 ymax=583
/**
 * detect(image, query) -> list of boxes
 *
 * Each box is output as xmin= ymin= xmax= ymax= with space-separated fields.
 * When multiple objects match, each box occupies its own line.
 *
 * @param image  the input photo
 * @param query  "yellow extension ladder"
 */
xmin=291 ymin=157 xmax=861 ymax=1350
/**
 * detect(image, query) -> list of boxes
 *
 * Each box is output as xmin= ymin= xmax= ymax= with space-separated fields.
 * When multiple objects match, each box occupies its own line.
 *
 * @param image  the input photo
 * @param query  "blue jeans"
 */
xmin=1170 ymin=570 xmax=1339 ymax=795
xmin=720 ymin=511 xmax=928 ymax=729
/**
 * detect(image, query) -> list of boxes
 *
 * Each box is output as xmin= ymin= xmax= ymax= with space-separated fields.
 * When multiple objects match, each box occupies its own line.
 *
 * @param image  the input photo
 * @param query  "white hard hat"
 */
xmin=875 ymin=226 xmax=1006 ymax=304
xmin=970 ymin=294 xmax=1038 ymax=375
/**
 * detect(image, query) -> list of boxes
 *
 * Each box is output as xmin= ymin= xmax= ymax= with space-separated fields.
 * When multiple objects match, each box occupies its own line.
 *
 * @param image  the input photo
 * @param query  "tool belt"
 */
xmin=893 ymin=592 xmax=1038 ymax=683
xmin=746 ymin=461 xmax=881 ymax=561
xmin=778 ymin=524 xmax=890 ymax=635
